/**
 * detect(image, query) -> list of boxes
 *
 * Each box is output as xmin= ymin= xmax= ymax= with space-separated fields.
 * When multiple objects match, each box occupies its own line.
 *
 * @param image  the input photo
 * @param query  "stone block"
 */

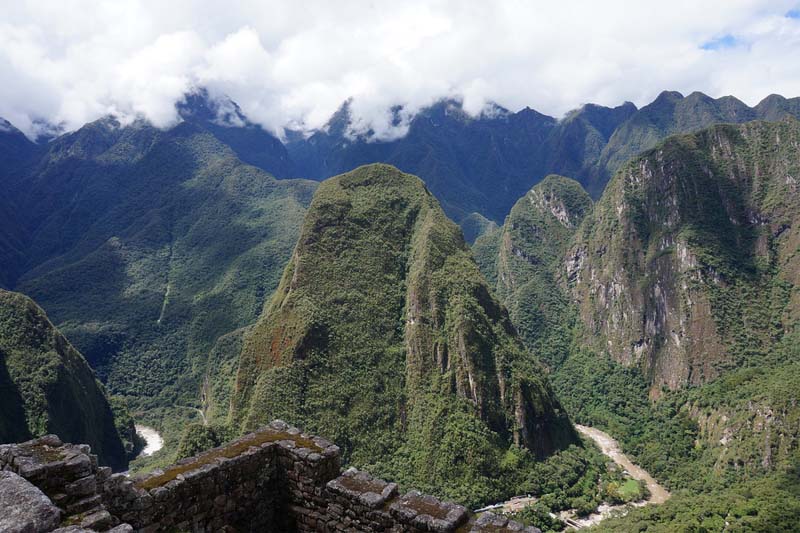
xmin=0 ymin=471 xmax=61 ymax=533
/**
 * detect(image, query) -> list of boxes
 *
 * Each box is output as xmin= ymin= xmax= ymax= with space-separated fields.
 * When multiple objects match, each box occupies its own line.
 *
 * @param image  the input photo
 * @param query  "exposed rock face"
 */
xmin=568 ymin=119 xmax=800 ymax=395
xmin=478 ymin=175 xmax=592 ymax=369
xmin=232 ymin=164 xmax=575 ymax=499
xmin=0 ymin=471 xmax=61 ymax=533
xmin=0 ymin=290 xmax=127 ymax=470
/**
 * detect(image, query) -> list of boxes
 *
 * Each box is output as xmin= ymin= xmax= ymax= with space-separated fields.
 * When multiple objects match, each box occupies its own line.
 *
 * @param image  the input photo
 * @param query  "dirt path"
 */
xmin=575 ymin=425 xmax=670 ymax=504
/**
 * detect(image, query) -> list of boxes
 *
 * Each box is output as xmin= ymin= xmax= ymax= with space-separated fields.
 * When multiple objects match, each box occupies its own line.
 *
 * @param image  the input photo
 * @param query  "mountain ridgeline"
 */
xmin=231 ymin=164 xmax=577 ymax=504
xmin=286 ymin=91 xmax=800 ymax=225
xmin=0 ymin=289 xmax=128 ymax=470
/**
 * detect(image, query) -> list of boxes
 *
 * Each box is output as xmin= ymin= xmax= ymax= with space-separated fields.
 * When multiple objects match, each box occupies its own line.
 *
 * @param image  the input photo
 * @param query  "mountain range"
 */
xmin=476 ymin=118 xmax=800 ymax=530
xmin=1 ymin=89 xmax=799 ymax=530
xmin=284 ymin=91 xmax=800 ymax=224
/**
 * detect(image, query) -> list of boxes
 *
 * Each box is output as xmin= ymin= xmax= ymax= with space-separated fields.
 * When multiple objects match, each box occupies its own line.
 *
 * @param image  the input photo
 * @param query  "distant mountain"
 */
xmin=0 ymin=289 xmax=127 ymax=470
xmin=2 ymin=111 xmax=317 ymax=428
xmin=286 ymin=100 xmax=559 ymax=222
xmin=284 ymin=92 xmax=800 ymax=224
xmin=177 ymin=90 xmax=298 ymax=179
xmin=6 ymin=90 xmax=799 ymax=233
xmin=0 ymin=119 xmax=40 ymax=288
xmin=231 ymin=163 xmax=576 ymax=505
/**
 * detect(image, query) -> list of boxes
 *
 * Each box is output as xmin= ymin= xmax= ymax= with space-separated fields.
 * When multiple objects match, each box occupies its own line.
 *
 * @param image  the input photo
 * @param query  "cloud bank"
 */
xmin=2 ymin=0 xmax=800 ymax=139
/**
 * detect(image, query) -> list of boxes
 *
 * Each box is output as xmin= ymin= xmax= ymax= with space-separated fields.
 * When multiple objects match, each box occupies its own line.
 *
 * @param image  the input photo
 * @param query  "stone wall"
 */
xmin=1 ymin=420 xmax=540 ymax=533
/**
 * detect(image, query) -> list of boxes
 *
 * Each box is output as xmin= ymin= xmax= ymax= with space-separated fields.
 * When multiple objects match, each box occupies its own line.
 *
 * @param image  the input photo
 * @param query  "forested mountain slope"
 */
xmin=231 ymin=163 xmax=577 ymax=505
xmin=477 ymin=175 xmax=592 ymax=368
xmin=0 ymin=289 xmax=128 ymax=470
xmin=476 ymin=119 xmax=800 ymax=530
xmin=2 ymin=113 xmax=317 ymax=431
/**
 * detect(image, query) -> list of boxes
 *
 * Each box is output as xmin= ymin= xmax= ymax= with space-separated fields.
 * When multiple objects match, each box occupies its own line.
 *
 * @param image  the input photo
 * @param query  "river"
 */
xmin=477 ymin=425 xmax=670 ymax=529
xmin=135 ymin=424 xmax=164 ymax=457
xmin=574 ymin=425 xmax=670 ymax=504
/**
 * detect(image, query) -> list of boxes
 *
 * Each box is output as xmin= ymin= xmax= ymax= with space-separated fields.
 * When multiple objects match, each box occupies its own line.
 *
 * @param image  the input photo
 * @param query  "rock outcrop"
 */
xmin=0 ymin=471 xmax=62 ymax=533
xmin=567 ymin=119 xmax=800 ymax=395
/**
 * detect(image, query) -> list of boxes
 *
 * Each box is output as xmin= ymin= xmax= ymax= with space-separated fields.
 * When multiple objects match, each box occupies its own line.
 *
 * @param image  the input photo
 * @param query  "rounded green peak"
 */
xmin=510 ymin=174 xmax=592 ymax=229
xmin=325 ymin=163 xmax=430 ymax=193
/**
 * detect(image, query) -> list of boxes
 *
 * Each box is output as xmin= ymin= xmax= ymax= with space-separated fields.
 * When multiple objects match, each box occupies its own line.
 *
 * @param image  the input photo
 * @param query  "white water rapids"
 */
xmin=135 ymin=424 xmax=164 ymax=457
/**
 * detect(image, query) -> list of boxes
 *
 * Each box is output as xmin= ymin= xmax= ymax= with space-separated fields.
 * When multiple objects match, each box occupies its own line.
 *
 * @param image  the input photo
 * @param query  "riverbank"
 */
xmin=575 ymin=425 xmax=670 ymax=504
xmin=476 ymin=425 xmax=670 ymax=529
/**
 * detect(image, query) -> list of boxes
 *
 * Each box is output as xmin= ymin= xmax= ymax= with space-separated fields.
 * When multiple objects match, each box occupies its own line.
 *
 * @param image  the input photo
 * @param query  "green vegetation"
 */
xmin=1 ymin=117 xmax=316 ymax=464
xmin=491 ymin=175 xmax=592 ymax=368
xmin=459 ymin=212 xmax=499 ymax=244
xmin=176 ymin=423 xmax=225 ymax=460
xmin=232 ymin=164 xmax=579 ymax=508
xmin=0 ymin=289 xmax=128 ymax=469
xmin=595 ymin=462 xmax=800 ymax=532
xmin=476 ymin=119 xmax=800 ymax=529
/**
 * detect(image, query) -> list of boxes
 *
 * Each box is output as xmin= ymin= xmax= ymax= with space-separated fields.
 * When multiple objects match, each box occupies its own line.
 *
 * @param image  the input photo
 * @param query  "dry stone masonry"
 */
xmin=0 ymin=421 xmax=540 ymax=533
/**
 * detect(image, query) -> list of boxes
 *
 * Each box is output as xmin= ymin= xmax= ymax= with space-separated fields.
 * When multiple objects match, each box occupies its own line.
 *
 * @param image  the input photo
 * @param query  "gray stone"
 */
xmin=65 ymin=474 xmax=97 ymax=496
xmin=0 ymin=471 xmax=61 ymax=533
xmin=107 ymin=525 xmax=134 ymax=533
xmin=81 ymin=509 xmax=113 ymax=530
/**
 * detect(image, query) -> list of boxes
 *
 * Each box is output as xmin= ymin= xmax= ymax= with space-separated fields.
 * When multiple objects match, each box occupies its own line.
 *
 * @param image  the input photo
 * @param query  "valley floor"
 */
xmin=574 ymin=425 xmax=669 ymax=504
xmin=479 ymin=425 xmax=670 ymax=530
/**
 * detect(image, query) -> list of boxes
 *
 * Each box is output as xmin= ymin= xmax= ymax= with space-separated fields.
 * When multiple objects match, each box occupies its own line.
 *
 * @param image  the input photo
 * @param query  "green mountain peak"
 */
xmin=231 ymin=163 xmax=576 ymax=505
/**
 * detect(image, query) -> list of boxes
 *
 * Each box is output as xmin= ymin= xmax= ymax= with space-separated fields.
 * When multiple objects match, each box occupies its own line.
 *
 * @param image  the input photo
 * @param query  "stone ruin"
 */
xmin=0 ymin=420 xmax=541 ymax=533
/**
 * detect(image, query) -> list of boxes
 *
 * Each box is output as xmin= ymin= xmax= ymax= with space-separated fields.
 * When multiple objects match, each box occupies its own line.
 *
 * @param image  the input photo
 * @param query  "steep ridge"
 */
xmin=232 ymin=163 xmax=576 ymax=504
xmin=483 ymin=175 xmax=593 ymax=368
xmin=568 ymin=118 xmax=800 ymax=396
xmin=0 ymin=289 xmax=127 ymax=470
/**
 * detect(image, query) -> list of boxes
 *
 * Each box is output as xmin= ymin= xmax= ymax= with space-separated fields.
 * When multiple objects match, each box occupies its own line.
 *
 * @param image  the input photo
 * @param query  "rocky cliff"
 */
xmin=231 ymin=163 xmax=576 ymax=504
xmin=567 ymin=119 xmax=800 ymax=396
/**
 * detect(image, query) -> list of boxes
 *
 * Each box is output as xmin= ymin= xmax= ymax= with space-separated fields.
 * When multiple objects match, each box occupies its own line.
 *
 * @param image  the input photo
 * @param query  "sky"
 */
xmin=1 ymin=0 xmax=800 ymax=140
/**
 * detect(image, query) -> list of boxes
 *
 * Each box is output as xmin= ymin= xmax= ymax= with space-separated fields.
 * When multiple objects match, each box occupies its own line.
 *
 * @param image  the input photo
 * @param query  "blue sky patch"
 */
xmin=787 ymin=9 xmax=800 ymax=18
xmin=701 ymin=34 xmax=740 ymax=50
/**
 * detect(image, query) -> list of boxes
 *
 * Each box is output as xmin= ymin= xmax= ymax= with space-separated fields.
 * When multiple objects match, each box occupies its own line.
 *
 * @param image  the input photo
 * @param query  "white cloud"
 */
xmin=1 ymin=0 xmax=799 ymax=139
